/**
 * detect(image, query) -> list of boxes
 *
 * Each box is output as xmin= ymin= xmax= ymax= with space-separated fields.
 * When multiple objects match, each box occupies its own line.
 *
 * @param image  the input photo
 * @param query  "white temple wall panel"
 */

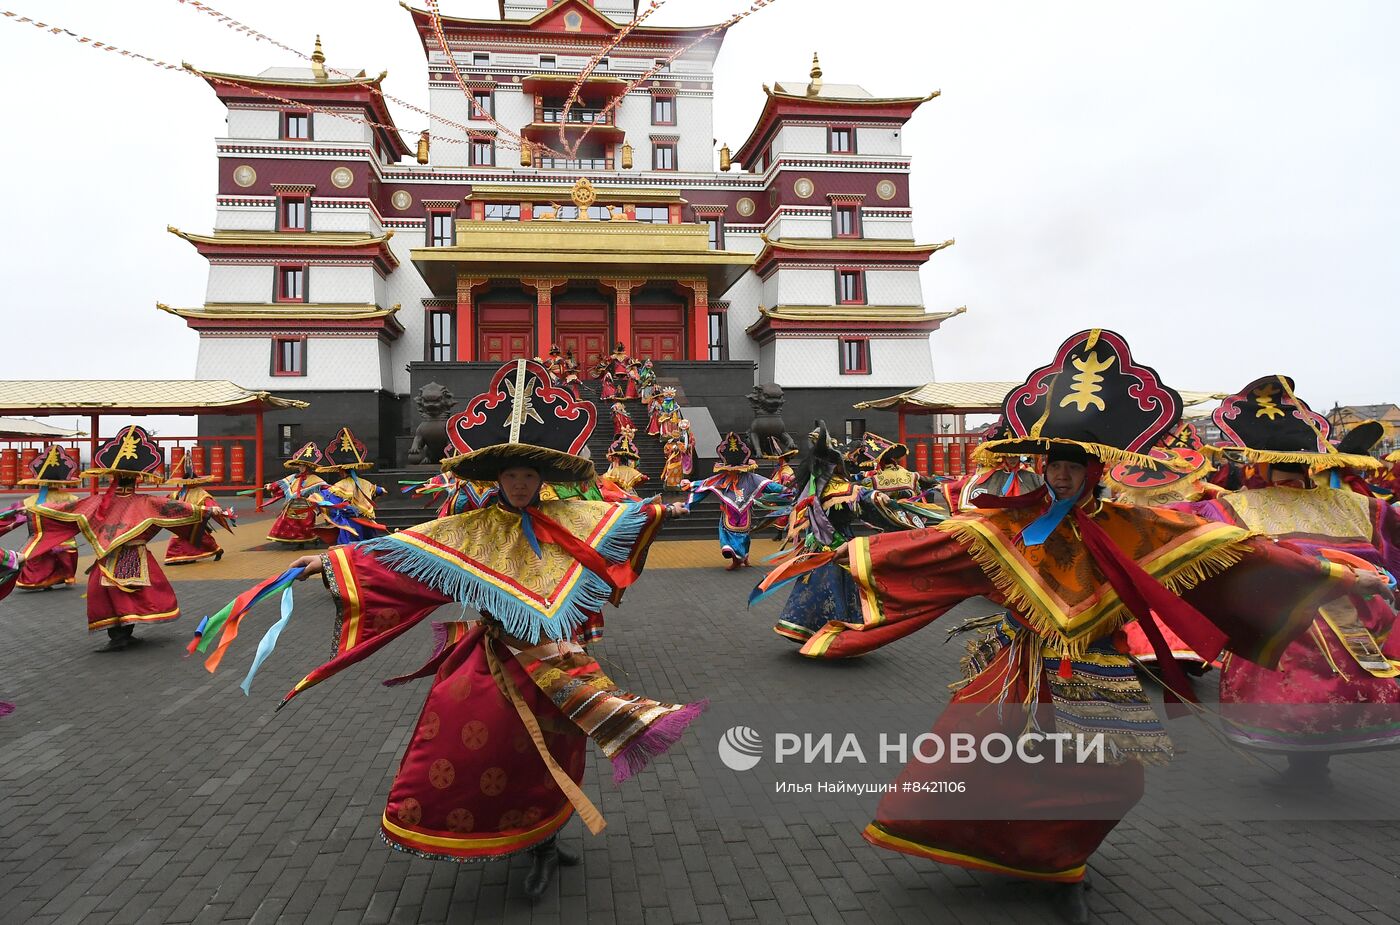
xmin=206 ymin=265 xmax=274 ymax=304
xmin=722 ymin=273 xmax=762 ymax=363
xmin=385 ymin=235 xmax=434 ymax=394
xmin=775 ymin=269 xmax=841 ymax=306
xmin=226 ymin=108 xmax=279 ymax=140
xmin=770 ymin=217 xmax=832 ymax=239
xmin=305 ymin=207 xmax=378 ymax=234
xmin=195 ymin=336 xmax=386 ymax=390
xmin=864 ymin=269 xmax=925 ymax=306
xmin=775 ymin=125 xmax=827 ymax=155
xmin=675 ymin=96 xmax=715 ymax=172
xmin=307 ymin=266 xmax=379 ymax=304
xmin=315 ymin=116 xmax=372 ymax=145
xmin=757 ymin=341 xmax=777 ymax=384
xmin=856 ymin=127 xmax=902 ymax=156
xmin=772 ymin=337 xmax=934 ymax=387
xmin=861 ymin=216 xmax=916 ymax=240
xmin=214 ymin=206 xmax=277 ymax=233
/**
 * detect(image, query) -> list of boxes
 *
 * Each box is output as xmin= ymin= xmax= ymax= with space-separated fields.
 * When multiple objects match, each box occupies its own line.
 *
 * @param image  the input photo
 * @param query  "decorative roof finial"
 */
xmin=311 ymin=35 xmax=327 ymax=80
xmin=807 ymin=52 xmax=822 ymax=96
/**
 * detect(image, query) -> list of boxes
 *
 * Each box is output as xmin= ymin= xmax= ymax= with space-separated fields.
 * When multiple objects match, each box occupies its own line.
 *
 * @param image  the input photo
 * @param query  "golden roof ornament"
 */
xmin=416 ymin=130 xmax=430 ymax=165
xmin=807 ymin=52 xmax=823 ymax=96
xmin=570 ymin=176 xmax=597 ymax=218
xmin=719 ymin=142 xmax=731 ymax=172
xmin=311 ymin=35 xmax=327 ymax=80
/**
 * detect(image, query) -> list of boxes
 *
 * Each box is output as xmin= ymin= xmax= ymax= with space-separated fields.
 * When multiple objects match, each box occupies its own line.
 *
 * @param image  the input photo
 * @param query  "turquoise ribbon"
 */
xmin=1018 ymin=490 xmax=1078 ymax=547
xmin=239 ymin=583 xmax=296 ymax=695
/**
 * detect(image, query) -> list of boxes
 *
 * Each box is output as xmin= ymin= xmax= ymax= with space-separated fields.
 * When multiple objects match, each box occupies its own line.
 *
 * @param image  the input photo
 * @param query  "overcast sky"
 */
xmin=2 ymin=0 xmax=1396 ymax=415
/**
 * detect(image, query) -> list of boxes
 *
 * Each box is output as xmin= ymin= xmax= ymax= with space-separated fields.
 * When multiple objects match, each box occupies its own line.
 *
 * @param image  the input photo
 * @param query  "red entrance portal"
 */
xmin=477 ymin=304 xmax=533 ymax=361
xmin=554 ymin=304 xmax=610 ymax=368
xmin=631 ymin=304 xmax=686 ymax=360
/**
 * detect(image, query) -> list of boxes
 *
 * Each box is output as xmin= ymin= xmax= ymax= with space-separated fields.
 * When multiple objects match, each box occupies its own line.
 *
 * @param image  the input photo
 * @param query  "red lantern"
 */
xmin=230 ymin=445 xmax=246 ymax=484
xmin=0 ymin=449 xmax=17 ymax=487
xmin=209 ymin=446 xmax=226 ymax=483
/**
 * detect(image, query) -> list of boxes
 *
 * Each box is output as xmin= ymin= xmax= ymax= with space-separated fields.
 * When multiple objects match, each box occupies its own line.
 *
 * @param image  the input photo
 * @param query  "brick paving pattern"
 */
xmin=3 ymin=512 xmax=1400 ymax=924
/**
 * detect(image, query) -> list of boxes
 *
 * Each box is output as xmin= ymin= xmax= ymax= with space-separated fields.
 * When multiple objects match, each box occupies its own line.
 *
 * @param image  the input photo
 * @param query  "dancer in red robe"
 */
xmin=1174 ymin=377 xmax=1400 ymax=792
xmin=809 ymin=331 xmax=1379 ymax=923
xmin=278 ymin=359 xmax=698 ymax=900
xmin=12 ymin=445 xmax=83 ymax=590
xmin=26 ymin=425 xmax=230 ymax=650
xmin=262 ymin=441 xmax=330 ymax=546
xmin=164 ymin=451 xmax=232 ymax=564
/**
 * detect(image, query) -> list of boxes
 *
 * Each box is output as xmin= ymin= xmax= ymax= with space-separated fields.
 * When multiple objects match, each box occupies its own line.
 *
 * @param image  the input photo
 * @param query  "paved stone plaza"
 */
xmin=4 ymin=512 xmax=1400 ymax=924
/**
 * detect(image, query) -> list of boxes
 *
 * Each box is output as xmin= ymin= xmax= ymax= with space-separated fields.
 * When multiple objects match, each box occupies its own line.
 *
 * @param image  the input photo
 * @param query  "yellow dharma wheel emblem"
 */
xmin=571 ymin=177 xmax=597 ymax=209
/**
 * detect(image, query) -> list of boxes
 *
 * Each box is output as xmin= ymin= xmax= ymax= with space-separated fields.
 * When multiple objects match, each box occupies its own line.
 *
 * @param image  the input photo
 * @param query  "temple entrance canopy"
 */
xmin=410 ymin=179 xmax=751 ymax=365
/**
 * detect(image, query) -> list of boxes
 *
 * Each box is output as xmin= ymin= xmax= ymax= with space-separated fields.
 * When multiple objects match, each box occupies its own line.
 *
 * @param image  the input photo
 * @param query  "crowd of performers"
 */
xmin=3 ymin=332 xmax=1400 ymax=922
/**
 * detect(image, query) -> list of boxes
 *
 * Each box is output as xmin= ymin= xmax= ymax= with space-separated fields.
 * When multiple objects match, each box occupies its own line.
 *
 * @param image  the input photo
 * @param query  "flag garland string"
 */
xmin=170 ymin=0 xmax=539 ymax=154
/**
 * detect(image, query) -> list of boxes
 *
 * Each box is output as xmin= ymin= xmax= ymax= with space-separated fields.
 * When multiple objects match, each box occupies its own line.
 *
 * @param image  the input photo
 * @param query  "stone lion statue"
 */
xmin=746 ymin=382 xmax=796 ymax=456
xmin=407 ymin=381 xmax=457 ymax=465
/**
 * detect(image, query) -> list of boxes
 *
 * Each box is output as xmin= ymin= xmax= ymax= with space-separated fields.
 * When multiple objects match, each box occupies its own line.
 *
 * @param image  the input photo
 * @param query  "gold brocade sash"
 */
xmin=1315 ymin=599 xmax=1400 ymax=679
xmin=939 ymin=501 xmax=1254 ymax=658
xmin=481 ymin=631 xmax=607 ymax=835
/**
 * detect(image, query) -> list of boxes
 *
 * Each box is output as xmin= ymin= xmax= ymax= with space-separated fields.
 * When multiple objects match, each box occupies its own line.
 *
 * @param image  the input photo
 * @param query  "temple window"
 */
xmin=833 ymin=205 xmax=861 ymax=238
xmin=484 ymin=203 xmax=521 ymax=221
xmin=652 ymin=96 xmax=675 ymax=125
xmin=470 ymin=140 xmax=495 ymax=167
xmin=276 ymin=265 xmax=306 ymax=302
xmin=272 ymin=337 xmax=306 ymax=376
xmin=837 ymin=268 xmax=865 ymax=304
xmin=428 ymin=310 xmax=454 ymax=361
xmin=652 ymin=143 xmax=676 ymax=171
xmin=282 ymin=112 xmax=310 ymax=140
xmin=840 ymin=339 xmax=870 ymax=376
xmin=635 ymin=206 xmax=669 ymax=224
xmin=429 ymin=212 xmax=455 ymax=247
xmin=829 ymin=126 xmax=854 ymax=154
xmin=471 ymin=91 xmax=493 ymax=119
xmin=279 ymin=196 xmax=307 ymax=231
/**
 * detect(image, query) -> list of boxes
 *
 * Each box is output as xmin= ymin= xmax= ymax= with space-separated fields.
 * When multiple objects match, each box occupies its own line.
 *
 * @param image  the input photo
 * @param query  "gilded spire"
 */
xmin=311 ymin=35 xmax=327 ymax=80
xmin=807 ymin=52 xmax=822 ymax=96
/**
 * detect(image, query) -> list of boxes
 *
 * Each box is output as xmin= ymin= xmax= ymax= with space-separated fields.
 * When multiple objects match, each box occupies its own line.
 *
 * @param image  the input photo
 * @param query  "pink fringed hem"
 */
xmin=611 ymin=699 xmax=709 ymax=784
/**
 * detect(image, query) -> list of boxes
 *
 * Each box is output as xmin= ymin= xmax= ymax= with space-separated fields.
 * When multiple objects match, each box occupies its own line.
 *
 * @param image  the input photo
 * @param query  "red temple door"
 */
xmin=632 ymin=304 xmax=686 ymax=360
xmin=555 ymin=304 xmax=610 ymax=371
xmin=477 ymin=304 xmax=534 ymax=361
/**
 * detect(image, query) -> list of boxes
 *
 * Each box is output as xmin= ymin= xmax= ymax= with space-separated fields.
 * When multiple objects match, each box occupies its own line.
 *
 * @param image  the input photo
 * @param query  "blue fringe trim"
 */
xmin=355 ymin=501 xmax=652 ymax=644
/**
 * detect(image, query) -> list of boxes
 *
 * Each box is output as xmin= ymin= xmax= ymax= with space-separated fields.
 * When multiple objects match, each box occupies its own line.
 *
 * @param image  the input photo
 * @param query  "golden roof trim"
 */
xmin=465 ymin=183 xmax=686 ymax=204
xmin=758 ymin=304 xmax=965 ymax=323
xmin=167 ymin=227 xmax=394 ymax=247
xmin=759 ymin=235 xmax=955 ymax=253
xmin=158 ymin=302 xmax=400 ymax=321
xmin=764 ymin=85 xmax=940 ymax=105
xmin=186 ymin=64 xmax=385 ymax=88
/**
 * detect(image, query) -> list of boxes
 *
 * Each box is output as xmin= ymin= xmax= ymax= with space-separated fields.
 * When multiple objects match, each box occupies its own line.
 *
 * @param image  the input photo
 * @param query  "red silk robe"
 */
xmin=164 ymin=486 xmax=225 ymax=564
xmin=803 ymin=500 xmax=1357 ymax=883
xmin=278 ymin=500 xmax=700 ymax=863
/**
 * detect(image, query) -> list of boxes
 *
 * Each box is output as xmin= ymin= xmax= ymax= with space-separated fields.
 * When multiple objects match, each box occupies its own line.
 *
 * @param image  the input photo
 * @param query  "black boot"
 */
xmin=524 ymin=837 xmax=560 ymax=901
xmin=1262 ymin=753 xmax=1332 ymax=794
xmin=100 ymin=625 xmax=135 ymax=652
xmin=1054 ymin=875 xmax=1091 ymax=924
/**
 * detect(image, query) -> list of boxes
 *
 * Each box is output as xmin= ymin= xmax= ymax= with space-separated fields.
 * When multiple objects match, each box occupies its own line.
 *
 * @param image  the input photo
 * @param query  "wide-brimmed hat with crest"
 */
xmin=80 ymin=425 xmax=166 ymax=482
xmin=283 ymin=440 xmax=325 ymax=471
xmin=1212 ymin=376 xmax=1381 ymax=472
xmin=714 ymin=432 xmax=757 ymax=473
xmin=18 ymin=444 xmax=81 ymax=487
xmin=1108 ymin=422 xmax=1214 ymax=493
xmin=320 ymin=427 xmax=375 ymax=473
xmin=608 ymin=430 xmax=641 ymax=462
xmin=861 ymin=432 xmax=909 ymax=468
xmin=167 ymin=450 xmax=218 ymax=487
xmin=975 ymin=328 xmax=1183 ymax=470
xmin=442 ymin=359 xmax=597 ymax=482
